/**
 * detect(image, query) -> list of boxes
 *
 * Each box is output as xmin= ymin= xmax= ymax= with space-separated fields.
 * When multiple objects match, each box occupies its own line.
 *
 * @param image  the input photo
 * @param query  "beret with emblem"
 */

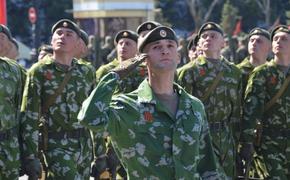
xmin=79 ymin=29 xmax=89 ymax=46
xmin=187 ymin=34 xmax=199 ymax=51
xmin=271 ymin=25 xmax=290 ymax=41
xmin=138 ymin=26 xmax=178 ymax=53
xmin=248 ymin=27 xmax=270 ymax=40
xmin=51 ymin=19 xmax=80 ymax=36
xmin=198 ymin=22 xmax=224 ymax=37
xmin=114 ymin=30 xmax=139 ymax=44
xmin=136 ymin=21 xmax=161 ymax=35
xmin=0 ymin=24 xmax=12 ymax=40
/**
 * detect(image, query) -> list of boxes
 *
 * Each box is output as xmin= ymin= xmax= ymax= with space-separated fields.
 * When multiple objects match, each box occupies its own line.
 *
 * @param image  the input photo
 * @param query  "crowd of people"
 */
xmin=0 ymin=18 xmax=290 ymax=180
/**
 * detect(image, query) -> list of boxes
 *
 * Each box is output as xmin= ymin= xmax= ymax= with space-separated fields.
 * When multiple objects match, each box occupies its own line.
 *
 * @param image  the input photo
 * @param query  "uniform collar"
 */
xmin=239 ymin=57 xmax=254 ymax=68
xmin=137 ymin=79 xmax=183 ymax=105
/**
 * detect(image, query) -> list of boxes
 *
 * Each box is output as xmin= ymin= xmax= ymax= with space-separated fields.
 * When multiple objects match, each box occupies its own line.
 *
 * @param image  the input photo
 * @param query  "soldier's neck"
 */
xmin=274 ymin=55 xmax=290 ymax=67
xmin=53 ymin=54 xmax=73 ymax=66
xmin=148 ymin=72 xmax=175 ymax=95
xmin=249 ymin=56 xmax=266 ymax=67
xmin=203 ymin=51 xmax=220 ymax=60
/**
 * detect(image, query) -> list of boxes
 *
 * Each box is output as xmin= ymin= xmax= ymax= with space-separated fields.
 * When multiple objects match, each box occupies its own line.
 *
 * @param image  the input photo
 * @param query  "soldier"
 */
xmin=237 ymin=28 xmax=271 ymax=100
xmin=96 ymin=29 xmax=147 ymax=93
xmin=240 ymin=25 xmax=290 ymax=179
xmin=136 ymin=21 xmax=161 ymax=37
xmin=177 ymin=22 xmax=242 ymax=179
xmin=38 ymin=44 xmax=53 ymax=61
xmin=21 ymin=19 xmax=95 ymax=179
xmin=95 ymin=29 xmax=149 ymax=179
xmin=78 ymin=25 xmax=226 ymax=179
xmin=187 ymin=34 xmax=199 ymax=61
xmin=236 ymin=28 xmax=271 ymax=179
xmin=0 ymin=24 xmax=26 ymax=180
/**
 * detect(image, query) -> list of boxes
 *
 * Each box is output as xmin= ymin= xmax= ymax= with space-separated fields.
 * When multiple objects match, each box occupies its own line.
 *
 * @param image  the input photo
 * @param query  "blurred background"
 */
xmin=1 ymin=0 xmax=290 ymax=67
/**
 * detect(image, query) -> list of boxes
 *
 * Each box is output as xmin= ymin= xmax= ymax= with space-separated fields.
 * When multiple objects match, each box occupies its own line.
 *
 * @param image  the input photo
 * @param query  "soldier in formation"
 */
xmin=78 ymin=25 xmax=226 ymax=179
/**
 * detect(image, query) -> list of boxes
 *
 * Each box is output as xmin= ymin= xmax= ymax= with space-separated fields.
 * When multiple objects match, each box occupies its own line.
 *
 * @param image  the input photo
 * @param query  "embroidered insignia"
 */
xmin=270 ymin=76 xmax=277 ymax=85
xmin=199 ymin=68 xmax=206 ymax=76
xmin=144 ymin=111 xmax=153 ymax=122
xmin=44 ymin=71 xmax=53 ymax=80
xmin=160 ymin=30 xmax=167 ymax=37
xmin=139 ymin=67 xmax=146 ymax=76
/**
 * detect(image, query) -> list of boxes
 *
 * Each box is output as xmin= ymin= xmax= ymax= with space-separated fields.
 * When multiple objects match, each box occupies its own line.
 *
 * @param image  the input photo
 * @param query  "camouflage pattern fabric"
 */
xmin=241 ymin=60 xmax=290 ymax=179
xmin=78 ymin=72 xmax=227 ymax=179
xmin=177 ymin=56 xmax=242 ymax=179
xmin=0 ymin=57 xmax=26 ymax=179
xmin=21 ymin=56 xmax=95 ymax=179
xmin=237 ymin=57 xmax=255 ymax=99
xmin=96 ymin=58 xmax=148 ymax=94
xmin=96 ymin=57 xmax=148 ymax=178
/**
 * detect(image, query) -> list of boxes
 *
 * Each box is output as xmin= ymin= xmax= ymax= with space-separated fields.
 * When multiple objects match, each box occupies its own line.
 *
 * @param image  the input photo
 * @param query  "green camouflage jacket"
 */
xmin=0 ymin=57 xmax=26 ymax=131
xmin=78 ymin=72 xmax=226 ymax=179
xmin=241 ymin=60 xmax=290 ymax=144
xmin=177 ymin=56 xmax=242 ymax=177
xmin=96 ymin=58 xmax=147 ymax=94
xmin=21 ymin=56 xmax=95 ymax=157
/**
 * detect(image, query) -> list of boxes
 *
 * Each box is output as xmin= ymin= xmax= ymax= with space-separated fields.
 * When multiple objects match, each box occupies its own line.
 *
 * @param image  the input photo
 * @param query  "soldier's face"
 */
xmin=272 ymin=32 xmax=290 ymax=57
xmin=199 ymin=30 xmax=224 ymax=53
xmin=248 ymin=35 xmax=271 ymax=59
xmin=51 ymin=28 xmax=79 ymax=53
xmin=144 ymin=39 xmax=180 ymax=72
xmin=117 ymin=38 xmax=137 ymax=61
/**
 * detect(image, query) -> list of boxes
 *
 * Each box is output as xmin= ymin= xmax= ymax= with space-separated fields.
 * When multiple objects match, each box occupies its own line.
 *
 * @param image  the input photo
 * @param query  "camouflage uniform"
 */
xmin=96 ymin=58 xmax=147 ymax=93
xmin=78 ymin=72 xmax=226 ymax=179
xmin=21 ymin=56 xmax=95 ymax=179
xmin=177 ymin=56 xmax=242 ymax=178
xmin=241 ymin=60 xmax=290 ymax=179
xmin=96 ymin=58 xmax=147 ymax=178
xmin=237 ymin=57 xmax=255 ymax=99
xmin=0 ymin=57 xmax=26 ymax=179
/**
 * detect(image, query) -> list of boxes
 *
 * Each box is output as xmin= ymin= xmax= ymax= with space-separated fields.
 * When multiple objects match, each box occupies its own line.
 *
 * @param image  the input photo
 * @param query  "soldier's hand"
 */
xmin=90 ymin=156 xmax=108 ymax=178
xmin=240 ymin=142 xmax=254 ymax=163
xmin=111 ymin=53 xmax=148 ymax=79
xmin=23 ymin=157 xmax=42 ymax=179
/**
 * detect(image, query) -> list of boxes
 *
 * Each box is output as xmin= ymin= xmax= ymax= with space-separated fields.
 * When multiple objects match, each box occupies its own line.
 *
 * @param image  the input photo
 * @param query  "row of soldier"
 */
xmin=0 ymin=18 xmax=289 ymax=180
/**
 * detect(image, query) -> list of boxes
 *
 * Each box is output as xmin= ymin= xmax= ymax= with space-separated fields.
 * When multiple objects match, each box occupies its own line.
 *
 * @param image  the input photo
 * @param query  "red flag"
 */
xmin=233 ymin=18 xmax=242 ymax=36
xmin=0 ymin=0 xmax=7 ymax=25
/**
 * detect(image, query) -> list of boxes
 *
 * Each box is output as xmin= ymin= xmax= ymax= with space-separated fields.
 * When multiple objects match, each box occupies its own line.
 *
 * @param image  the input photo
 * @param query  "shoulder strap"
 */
xmin=200 ymin=71 xmax=224 ymax=101
xmin=265 ymin=75 xmax=290 ymax=111
xmin=42 ymin=70 xmax=73 ymax=114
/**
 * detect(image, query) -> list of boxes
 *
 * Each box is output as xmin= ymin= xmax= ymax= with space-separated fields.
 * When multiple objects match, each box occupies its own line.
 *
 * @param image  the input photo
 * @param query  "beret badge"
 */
xmin=63 ymin=22 xmax=68 ymax=27
xmin=160 ymin=30 xmax=167 ymax=37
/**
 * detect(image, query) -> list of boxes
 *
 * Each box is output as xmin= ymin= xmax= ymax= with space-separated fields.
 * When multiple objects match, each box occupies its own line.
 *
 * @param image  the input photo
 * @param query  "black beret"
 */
xmin=187 ymin=34 xmax=199 ymax=51
xmin=271 ymin=25 xmax=290 ymax=41
xmin=248 ymin=27 xmax=270 ymax=40
xmin=79 ymin=29 xmax=89 ymax=46
xmin=136 ymin=21 xmax=161 ymax=35
xmin=11 ymin=38 xmax=19 ymax=50
xmin=198 ymin=22 xmax=223 ymax=37
xmin=0 ymin=24 xmax=12 ymax=40
xmin=138 ymin=26 xmax=178 ymax=53
xmin=114 ymin=30 xmax=138 ymax=44
xmin=38 ymin=44 xmax=53 ymax=54
xmin=51 ymin=19 xmax=80 ymax=36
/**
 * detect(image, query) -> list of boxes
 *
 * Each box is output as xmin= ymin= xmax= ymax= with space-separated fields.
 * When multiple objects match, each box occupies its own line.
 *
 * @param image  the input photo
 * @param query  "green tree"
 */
xmin=220 ymin=0 xmax=239 ymax=36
